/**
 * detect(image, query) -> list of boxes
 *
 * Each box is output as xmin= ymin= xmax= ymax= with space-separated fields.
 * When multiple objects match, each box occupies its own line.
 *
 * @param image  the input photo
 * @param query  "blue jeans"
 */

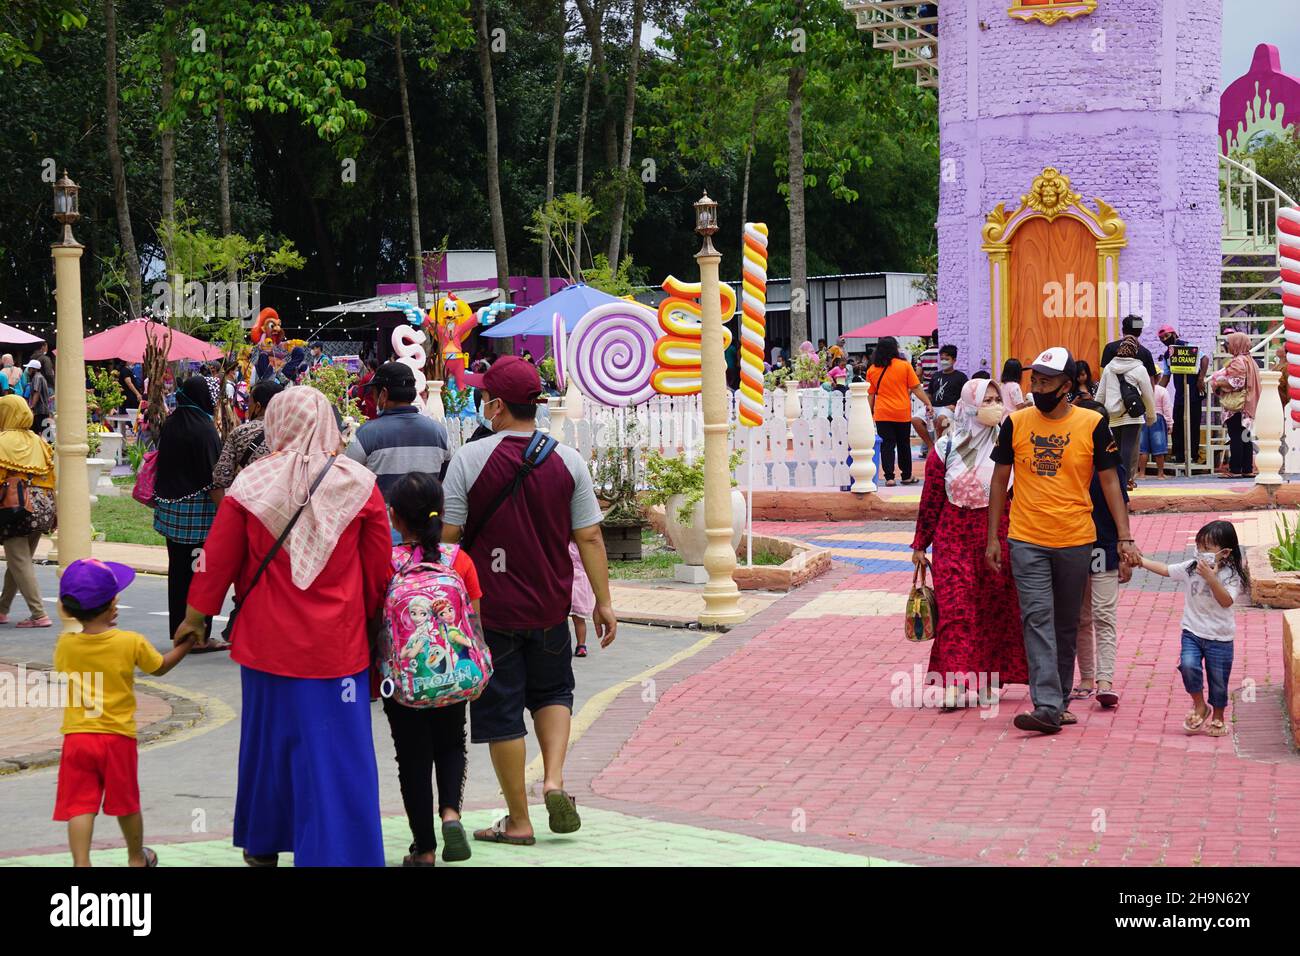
xmin=1177 ymin=630 xmax=1234 ymax=709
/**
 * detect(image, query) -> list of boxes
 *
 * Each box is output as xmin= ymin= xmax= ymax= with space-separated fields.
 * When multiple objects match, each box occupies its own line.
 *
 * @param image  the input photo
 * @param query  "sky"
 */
xmin=1221 ymin=0 xmax=1300 ymax=89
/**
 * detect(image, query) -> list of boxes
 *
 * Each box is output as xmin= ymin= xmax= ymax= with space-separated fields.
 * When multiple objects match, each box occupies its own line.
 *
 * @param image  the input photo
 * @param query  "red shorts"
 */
xmin=53 ymin=733 xmax=140 ymax=821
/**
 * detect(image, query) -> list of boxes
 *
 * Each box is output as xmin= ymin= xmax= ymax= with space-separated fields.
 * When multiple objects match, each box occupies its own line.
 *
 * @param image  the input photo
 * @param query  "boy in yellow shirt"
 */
xmin=52 ymin=558 xmax=195 ymax=866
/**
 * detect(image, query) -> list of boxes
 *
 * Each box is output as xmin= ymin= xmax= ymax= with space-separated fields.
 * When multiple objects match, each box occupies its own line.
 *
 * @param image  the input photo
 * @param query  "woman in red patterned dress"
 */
xmin=910 ymin=379 xmax=1027 ymax=710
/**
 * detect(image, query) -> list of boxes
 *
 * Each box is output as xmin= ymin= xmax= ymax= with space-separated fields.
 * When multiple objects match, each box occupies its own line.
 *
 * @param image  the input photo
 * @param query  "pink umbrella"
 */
xmin=0 ymin=322 xmax=44 ymax=345
xmin=840 ymin=301 xmax=938 ymax=340
xmin=77 ymin=319 xmax=225 ymax=362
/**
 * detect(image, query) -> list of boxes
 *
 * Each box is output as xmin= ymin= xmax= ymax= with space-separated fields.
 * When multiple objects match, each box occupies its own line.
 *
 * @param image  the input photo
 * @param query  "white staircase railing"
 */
xmin=844 ymin=1 xmax=938 ymax=89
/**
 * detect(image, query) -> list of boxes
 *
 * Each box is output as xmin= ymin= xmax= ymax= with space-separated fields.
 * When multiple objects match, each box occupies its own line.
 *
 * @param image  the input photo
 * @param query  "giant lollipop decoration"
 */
xmin=386 ymin=300 xmax=429 ymax=395
xmin=552 ymin=311 xmax=568 ymax=391
xmin=738 ymin=222 xmax=769 ymax=427
xmin=650 ymin=276 xmax=735 ymax=396
xmin=567 ymin=302 xmax=659 ymax=407
xmin=1280 ymin=205 xmax=1300 ymax=424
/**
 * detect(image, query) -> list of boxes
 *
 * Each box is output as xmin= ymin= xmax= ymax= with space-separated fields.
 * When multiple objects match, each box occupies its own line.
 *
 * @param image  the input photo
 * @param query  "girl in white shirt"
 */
xmin=1136 ymin=520 xmax=1245 ymax=739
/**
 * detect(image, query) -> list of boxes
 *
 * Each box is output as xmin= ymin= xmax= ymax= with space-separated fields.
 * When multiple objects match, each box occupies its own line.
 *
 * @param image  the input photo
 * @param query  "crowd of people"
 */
xmin=48 ymin=349 xmax=618 ymax=867
xmin=907 ymin=337 xmax=1248 ymax=740
xmin=35 ymin=314 xmax=1266 ymax=866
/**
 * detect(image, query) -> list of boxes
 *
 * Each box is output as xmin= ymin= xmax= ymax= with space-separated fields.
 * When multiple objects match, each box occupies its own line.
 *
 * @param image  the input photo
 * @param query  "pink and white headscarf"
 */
xmin=939 ymin=378 xmax=1007 ymax=509
xmin=228 ymin=386 xmax=375 ymax=589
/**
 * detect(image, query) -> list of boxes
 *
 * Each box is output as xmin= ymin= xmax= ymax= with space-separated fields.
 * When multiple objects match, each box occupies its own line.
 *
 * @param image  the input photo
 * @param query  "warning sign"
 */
xmin=1168 ymin=345 xmax=1199 ymax=376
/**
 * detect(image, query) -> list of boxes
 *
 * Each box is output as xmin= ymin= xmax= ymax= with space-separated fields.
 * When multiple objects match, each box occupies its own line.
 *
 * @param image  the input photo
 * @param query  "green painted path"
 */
xmin=2 ymin=804 xmax=904 ymax=868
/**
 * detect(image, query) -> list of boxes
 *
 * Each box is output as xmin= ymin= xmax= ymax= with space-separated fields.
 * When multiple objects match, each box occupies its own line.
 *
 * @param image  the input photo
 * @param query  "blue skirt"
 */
xmin=234 ymin=666 xmax=385 ymax=866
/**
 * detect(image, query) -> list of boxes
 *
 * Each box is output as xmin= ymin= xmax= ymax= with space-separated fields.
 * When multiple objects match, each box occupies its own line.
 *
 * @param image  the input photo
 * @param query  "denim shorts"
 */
xmin=1140 ymin=418 xmax=1169 ymax=456
xmin=470 ymin=623 xmax=575 ymax=744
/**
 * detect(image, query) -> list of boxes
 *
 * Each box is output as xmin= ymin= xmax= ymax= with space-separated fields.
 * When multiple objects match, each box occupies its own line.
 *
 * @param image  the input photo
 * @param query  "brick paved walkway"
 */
xmin=584 ymin=513 xmax=1300 ymax=866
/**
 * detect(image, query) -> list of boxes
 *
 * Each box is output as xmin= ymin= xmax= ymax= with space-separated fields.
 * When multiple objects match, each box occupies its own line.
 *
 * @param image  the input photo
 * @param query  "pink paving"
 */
xmin=588 ymin=512 xmax=1300 ymax=866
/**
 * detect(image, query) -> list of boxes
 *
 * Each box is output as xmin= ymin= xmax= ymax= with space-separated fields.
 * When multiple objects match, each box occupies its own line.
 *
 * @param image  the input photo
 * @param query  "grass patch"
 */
xmin=92 ymin=496 xmax=164 ymax=546
xmin=608 ymin=530 xmax=790 ymax=579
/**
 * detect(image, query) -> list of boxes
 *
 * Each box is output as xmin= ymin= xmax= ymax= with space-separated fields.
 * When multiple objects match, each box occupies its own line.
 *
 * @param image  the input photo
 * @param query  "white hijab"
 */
xmin=940 ymin=378 xmax=1006 ymax=509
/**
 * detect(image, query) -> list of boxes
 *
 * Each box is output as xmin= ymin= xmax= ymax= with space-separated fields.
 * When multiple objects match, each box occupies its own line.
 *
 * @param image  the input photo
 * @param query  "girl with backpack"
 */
xmin=381 ymin=470 xmax=485 ymax=866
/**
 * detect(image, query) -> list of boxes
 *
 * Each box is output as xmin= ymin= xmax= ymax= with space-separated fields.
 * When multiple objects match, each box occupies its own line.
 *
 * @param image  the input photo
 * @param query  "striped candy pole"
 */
xmin=738 ymin=223 xmax=769 ymax=428
xmin=1280 ymin=206 xmax=1300 ymax=424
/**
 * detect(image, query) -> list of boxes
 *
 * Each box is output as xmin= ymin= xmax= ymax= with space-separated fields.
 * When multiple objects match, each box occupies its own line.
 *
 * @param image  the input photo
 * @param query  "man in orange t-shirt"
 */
xmin=986 ymin=347 xmax=1141 ymax=735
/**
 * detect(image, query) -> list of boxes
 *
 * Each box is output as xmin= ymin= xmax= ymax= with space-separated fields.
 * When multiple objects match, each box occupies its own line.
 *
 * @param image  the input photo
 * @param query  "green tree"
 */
xmin=0 ymin=0 xmax=86 ymax=72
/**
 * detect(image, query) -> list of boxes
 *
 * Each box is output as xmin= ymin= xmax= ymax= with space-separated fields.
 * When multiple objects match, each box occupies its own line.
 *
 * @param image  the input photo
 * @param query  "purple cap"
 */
xmin=60 ymin=558 xmax=136 ymax=608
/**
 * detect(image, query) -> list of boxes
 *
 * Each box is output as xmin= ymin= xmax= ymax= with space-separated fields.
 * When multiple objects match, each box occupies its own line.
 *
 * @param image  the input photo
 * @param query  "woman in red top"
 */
xmin=178 ymin=387 xmax=393 ymax=867
xmin=383 ymin=471 xmax=482 ymax=866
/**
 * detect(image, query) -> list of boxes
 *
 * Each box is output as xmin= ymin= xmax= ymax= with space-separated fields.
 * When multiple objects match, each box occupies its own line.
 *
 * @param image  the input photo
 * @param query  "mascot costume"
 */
xmin=250 ymin=307 xmax=288 ymax=381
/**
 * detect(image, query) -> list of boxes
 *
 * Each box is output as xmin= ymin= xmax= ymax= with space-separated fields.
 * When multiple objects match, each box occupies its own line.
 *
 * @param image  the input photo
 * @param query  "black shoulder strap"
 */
xmin=224 ymin=455 xmax=336 ymax=632
xmin=461 ymin=431 xmax=558 ymax=551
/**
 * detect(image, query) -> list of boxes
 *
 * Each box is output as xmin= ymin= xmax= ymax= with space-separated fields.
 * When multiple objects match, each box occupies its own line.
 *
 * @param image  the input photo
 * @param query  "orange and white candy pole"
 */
xmin=738 ymin=223 xmax=768 ymax=428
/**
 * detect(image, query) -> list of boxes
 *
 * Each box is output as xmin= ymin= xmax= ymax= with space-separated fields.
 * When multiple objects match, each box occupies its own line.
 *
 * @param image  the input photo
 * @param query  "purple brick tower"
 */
xmin=937 ymin=0 xmax=1222 ymax=376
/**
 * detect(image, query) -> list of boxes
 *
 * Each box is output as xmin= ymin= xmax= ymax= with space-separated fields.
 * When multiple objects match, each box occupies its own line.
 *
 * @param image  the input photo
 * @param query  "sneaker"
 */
xmin=1013 ymin=708 xmax=1062 ymax=734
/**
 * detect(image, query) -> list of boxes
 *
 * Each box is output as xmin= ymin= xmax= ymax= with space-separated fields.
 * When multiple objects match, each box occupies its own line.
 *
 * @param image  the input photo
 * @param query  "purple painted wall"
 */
xmin=938 ymin=0 xmax=1222 ymax=371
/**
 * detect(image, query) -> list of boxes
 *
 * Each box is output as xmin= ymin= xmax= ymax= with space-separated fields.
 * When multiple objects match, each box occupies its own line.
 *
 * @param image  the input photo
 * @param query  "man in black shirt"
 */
xmin=927 ymin=343 xmax=968 ymax=435
xmin=1156 ymin=323 xmax=1209 ymax=464
xmin=1100 ymin=314 xmax=1157 ymax=378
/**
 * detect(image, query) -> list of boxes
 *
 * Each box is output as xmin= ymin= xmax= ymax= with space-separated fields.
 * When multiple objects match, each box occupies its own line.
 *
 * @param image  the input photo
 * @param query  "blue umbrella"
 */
xmin=481 ymin=283 xmax=628 ymax=337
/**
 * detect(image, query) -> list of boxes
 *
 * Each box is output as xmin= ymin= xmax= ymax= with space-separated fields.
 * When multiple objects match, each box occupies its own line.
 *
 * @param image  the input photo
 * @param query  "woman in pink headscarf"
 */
xmin=177 ymin=387 xmax=393 ymax=866
xmin=910 ymin=379 xmax=1027 ymax=710
xmin=1213 ymin=332 xmax=1261 ymax=478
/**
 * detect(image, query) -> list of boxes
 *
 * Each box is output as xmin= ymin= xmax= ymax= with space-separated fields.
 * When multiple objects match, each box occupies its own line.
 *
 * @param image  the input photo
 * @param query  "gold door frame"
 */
xmin=981 ymin=166 xmax=1127 ymax=371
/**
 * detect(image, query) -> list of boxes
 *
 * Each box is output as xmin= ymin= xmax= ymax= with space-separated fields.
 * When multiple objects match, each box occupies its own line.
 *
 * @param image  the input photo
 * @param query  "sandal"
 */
xmin=544 ymin=788 xmax=582 ymax=834
xmin=900 ymin=478 xmax=919 ymax=486
xmin=16 ymin=616 xmax=52 ymax=628
xmin=473 ymin=816 xmax=535 ymax=846
xmin=1069 ymin=685 xmax=1095 ymax=701
xmin=1206 ymin=718 xmax=1229 ymax=737
xmin=885 ymin=479 xmax=897 ymax=487
xmin=403 ymin=841 xmax=436 ymax=867
xmin=1182 ymin=708 xmax=1209 ymax=733
xmin=131 ymin=847 xmax=158 ymax=868
xmin=1096 ymin=689 xmax=1119 ymax=708
xmin=574 ymin=645 xmax=588 ymax=658
xmin=441 ymin=820 xmax=471 ymax=862
xmin=1059 ymin=710 xmax=1078 ymax=725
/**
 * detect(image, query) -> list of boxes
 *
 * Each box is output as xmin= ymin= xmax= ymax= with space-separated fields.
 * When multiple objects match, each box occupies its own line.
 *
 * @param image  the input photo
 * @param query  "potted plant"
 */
xmin=592 ymin=418 xmax=644 ymax=561
xmin=643 ymin=447 xmax=745 ymax=566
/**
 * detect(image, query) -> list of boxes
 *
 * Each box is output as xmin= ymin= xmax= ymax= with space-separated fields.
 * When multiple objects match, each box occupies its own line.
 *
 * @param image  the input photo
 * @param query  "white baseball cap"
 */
xmin=24 ymin=359 xmax=41 ymax=370
xmin=1029 ymin=347 xmax=1075 ymax=379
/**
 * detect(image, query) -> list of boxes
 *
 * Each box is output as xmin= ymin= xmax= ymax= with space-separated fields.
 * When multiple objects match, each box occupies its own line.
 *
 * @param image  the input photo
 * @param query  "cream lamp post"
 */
xmin=694 ymin=191 xmax=744 ymax=626
xmin=51 ymin=171 xmax=92 ymax=570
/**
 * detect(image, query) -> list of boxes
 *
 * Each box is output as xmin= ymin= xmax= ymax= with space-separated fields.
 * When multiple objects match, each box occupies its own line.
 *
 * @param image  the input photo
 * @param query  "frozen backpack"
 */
xmin=378 ymin=544 xmax=492 ymax=709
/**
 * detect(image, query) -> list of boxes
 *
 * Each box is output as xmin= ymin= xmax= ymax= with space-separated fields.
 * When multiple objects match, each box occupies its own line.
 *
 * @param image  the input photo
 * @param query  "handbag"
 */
xmin=132 ymin=450 xmax=159 ymax=506
xmin=0 ymin=473 xmax=37 ymax=538
xmin=222 ymin=456 xmax=337 ymax=638
xmin=1220 ymin=388 xmax=1246 ymax=413
xmin=904 ymin=561 xmax=938 ymax=643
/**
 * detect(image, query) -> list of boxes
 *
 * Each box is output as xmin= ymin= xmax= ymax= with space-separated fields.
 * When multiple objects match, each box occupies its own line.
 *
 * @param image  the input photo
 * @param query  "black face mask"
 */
xmin=1032 ymin=388 xmax=1066 ymax=414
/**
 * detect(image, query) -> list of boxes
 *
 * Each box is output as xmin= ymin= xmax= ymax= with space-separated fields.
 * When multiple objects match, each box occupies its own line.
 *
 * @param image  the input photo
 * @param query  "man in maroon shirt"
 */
xmin=443 ymin=357 xmax=616 ymax=846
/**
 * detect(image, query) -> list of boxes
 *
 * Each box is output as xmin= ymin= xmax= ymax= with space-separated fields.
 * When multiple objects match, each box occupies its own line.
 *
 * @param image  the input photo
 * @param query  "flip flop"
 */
xmin=16 ymin=616 xmax=52 ymax=628
xmin=441 ymin=820 xmax=471 ymax=862
xmin=133 ymin=847 xmax=158 ymax=868
xmin=1069 ymin=686 xmax=1095 ymax=701
xmin=1206 ymin=718 xmax=1229 ymax=737
xmin=1059 ymin=710 xmax=1078 ymax=725
xmin=544 ymin=789 xmax=582 ymax=834
xmin=191 ymin=638 xmax=232 ymax=655
xmin=1182 ymin=709 xmax=1209 ymax=733
xmin=473 ymin=816 xmax=535 ymax=846
xmin=1096 ymin=689 xmax=1119 ymax=708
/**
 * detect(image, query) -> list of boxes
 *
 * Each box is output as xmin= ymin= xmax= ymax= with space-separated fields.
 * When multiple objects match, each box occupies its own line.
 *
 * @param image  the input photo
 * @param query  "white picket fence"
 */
xmin=442 ymin=387 xmax=853 ymax=490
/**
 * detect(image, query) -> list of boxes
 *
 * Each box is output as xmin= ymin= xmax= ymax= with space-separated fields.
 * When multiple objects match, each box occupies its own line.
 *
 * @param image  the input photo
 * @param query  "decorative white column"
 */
xmin=425 ymin=379 xmax=446 ymax=421
xmin=783 ymin=380 xmax=800 ymax=441
xmin=52 ymin=248 xmax=91 ymax=569
xmin=847 ymin=380 xmax=878 ymax=493
xmin=1256 ymin=367 xmax=1284 ymax=486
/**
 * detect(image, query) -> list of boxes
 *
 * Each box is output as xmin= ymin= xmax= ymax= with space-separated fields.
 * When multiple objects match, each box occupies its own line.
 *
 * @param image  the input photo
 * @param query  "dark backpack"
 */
xmin=1117 ymin=372 xmax=1145 ymax=419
